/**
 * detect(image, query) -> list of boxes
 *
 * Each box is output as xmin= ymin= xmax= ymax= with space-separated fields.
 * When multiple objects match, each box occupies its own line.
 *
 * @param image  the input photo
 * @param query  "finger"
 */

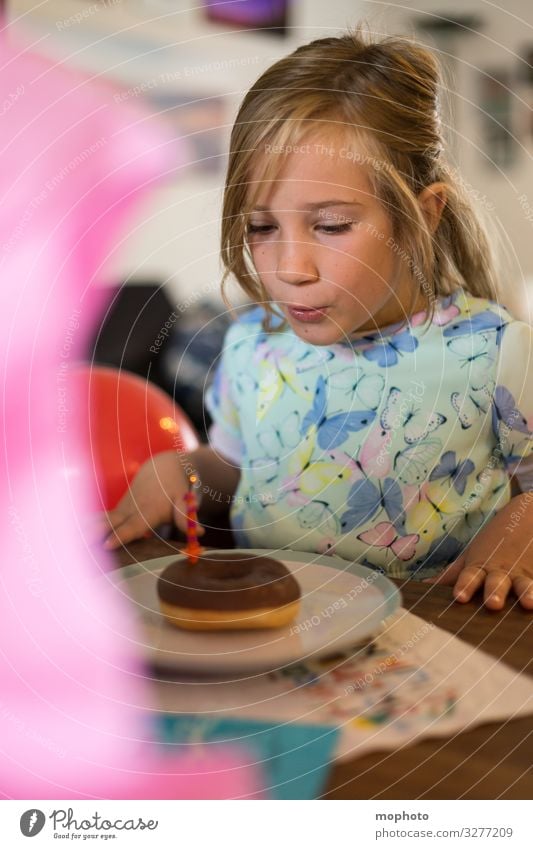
xmin=483 ymin=570 xmax=512 ymax=610
xmin=453 ymin=565 xmax=487 ymax=602
xmin=423 ymin=555 xmax=465 ymax=586
xmin=101 ymin=508 xmax=129 ymax=528
xmin=513 ymin=575 xmax=533 ymax=610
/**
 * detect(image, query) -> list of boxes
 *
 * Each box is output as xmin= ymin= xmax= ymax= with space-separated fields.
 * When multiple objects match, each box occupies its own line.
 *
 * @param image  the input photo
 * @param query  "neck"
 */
xmin=353 ymin=288 xmax=429 ymax=337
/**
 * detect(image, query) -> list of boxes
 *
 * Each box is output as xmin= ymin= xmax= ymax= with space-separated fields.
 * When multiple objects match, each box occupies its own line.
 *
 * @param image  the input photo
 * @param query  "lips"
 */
xmin=286 ymin=305 xmax=328 ymax=323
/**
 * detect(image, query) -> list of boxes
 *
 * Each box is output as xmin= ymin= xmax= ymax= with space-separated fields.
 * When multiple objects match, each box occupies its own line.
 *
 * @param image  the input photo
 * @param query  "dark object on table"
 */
xmin=90 ymin=282 xmax=176 ymax=387
xmin=159 ymin=302 xmax=230 ymax=439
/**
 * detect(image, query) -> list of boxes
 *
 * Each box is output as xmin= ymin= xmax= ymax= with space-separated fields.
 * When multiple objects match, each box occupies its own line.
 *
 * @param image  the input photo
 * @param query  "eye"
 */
xmin=317 ymin=222 xmax=354 ymax=234
xmin=247 ymin=223 xmax=275 ymax=235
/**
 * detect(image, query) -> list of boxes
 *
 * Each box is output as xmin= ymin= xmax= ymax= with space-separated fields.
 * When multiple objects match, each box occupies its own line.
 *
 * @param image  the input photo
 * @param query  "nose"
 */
xmin=276 ymin=238 xmax=318 ymax=285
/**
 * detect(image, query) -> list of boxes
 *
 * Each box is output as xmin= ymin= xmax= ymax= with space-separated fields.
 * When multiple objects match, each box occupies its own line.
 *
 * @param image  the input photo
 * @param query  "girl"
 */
xmin=101 ymin=28 xmax=533 ymax=610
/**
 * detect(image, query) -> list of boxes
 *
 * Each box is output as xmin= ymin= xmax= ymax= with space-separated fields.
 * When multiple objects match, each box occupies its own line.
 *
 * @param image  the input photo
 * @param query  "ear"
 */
xmin=418 ymin=182 xmax=447 ymax=233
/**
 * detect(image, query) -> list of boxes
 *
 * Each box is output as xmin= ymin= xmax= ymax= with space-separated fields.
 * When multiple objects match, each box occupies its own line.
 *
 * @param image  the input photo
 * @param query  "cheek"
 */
xmin=250 ymin=246 xmax=270 ymax=273
xmin=333 ymin=235 xmax=384 ymax=273
xmin=358 ymin=243 xmax=396 ymax=287
xmin=334 ymin=248 xmax=389 ymax=291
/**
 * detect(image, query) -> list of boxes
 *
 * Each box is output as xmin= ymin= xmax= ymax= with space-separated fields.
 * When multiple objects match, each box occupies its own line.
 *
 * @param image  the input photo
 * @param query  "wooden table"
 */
xmin=112 ymin=537 xmax=533 ymax=800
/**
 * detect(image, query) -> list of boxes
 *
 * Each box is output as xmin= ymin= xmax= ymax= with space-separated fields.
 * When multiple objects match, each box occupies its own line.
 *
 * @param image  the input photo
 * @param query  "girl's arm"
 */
xmin=426 ymin=492 xmax=533 ymax=610
xmin=98 ymin=447 xmax=240 ymax=550
xmin=432 ymin=320 xmax=533 ymax=610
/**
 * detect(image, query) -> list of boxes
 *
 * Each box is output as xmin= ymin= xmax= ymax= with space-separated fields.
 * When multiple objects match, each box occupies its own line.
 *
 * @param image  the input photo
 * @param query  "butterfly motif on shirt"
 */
xmin=412 ymin=532 xmax=464 ymax=569
xmin=218 ymin=366 xmax=257 ymax=409
xmin=282 ymin=423 xmax=359 ymax=499
xmin=341 ymin=476 xmax=405 ymax=534
xmin=393 ymin=438 xmax=442 ymax=486
xmin=249 ymin=411 xmax=302 ymax=491
xmin=327 ymin=371 xmax=385 ymax=408
xmin=361 ymin=329 xmax=419 ymax=367
xmin=357 ymin=522 xmax=419 ymax=561
xmin=446 ymin=334 xmax=496 ymax=389
xmin=256 ymin=410 xmax=302 ymax=458
xmin=297 ymin=500 xmax=340 ymax=536
xmin=235 ymin=370 xmax=258 ymax=396
xmin=301 ymin=376 xmax=376 ymax=449
xmin=503 ymin=438 xmax=533 ymax=467
xmin=491 ymin=385 xmax=530 ymax=438
xmin=256 ymin=354 xmax=313 ymax=421
xmin=358 ymin=423 xmax=393 ymax=478
xmin=451 ymin=385 xmax=492 ymax=430
xmin=256 ymin=335 xmax=333 ymax=369
xmin=293 ymin=345 xmax=335 ymax=373
xmin=405 ymin=481 xmax=459 ymax=538
xmin=428 ymin=451 xmax=475 ymax=496
xmin=442 ymin=309 xmax=507 ymax=345
xmin=380 ymin=387 xmax=447 ymax=444
xmin=472 ymin=467 xmax=509 ymax=513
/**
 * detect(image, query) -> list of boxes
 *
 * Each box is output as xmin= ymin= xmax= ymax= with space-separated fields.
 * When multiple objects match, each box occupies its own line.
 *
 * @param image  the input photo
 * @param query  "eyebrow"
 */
xmin=251 ymin=200 xmax=364 ymax=212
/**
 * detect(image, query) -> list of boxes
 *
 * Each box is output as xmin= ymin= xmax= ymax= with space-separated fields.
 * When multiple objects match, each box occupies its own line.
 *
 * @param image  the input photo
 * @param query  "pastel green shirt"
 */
xmin=206 ymin=291 xmax=533 ymax=578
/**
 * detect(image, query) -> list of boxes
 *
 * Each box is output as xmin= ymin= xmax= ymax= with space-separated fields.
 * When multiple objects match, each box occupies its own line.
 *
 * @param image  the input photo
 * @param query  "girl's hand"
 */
xmin=93 ymin=451 xmax=204 ymax=550
xmin=425 ymin=494 xmax=533 ymax=610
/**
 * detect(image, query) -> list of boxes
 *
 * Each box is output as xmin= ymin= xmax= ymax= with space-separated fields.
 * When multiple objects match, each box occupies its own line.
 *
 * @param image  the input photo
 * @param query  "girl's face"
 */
xmin=246 ymin=136 xmax=423 ymax=346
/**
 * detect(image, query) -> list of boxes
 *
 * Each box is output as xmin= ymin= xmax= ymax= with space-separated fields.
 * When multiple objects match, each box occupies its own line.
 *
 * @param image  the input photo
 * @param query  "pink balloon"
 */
xmin=0 ymin=28 xmax=259 ymax=798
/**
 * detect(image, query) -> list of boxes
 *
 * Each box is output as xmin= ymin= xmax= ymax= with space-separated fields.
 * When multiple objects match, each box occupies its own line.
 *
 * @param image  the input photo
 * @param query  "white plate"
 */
xmin=109 ymin=550 xmax=401 ymax=674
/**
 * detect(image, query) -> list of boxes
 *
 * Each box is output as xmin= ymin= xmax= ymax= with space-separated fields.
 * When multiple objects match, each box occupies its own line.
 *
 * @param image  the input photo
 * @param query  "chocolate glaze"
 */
xmin=157 ymin=552 xmax=301 ymax=611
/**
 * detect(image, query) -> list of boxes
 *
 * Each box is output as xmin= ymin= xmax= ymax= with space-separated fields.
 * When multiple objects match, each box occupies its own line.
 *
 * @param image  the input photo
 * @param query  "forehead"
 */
xmin=248 ymin=128 xmax=378 ymax=208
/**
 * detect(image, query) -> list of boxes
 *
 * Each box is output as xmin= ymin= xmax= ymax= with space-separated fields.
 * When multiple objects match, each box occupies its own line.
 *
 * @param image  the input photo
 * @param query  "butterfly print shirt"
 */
xmin=205 ymin=291 xmax=533 ymax=578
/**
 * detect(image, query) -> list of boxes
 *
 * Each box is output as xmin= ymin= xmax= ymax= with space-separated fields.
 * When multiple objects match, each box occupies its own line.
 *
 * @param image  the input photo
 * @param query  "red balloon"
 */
xmin=76 ymin=366 xmax=199 ymax=510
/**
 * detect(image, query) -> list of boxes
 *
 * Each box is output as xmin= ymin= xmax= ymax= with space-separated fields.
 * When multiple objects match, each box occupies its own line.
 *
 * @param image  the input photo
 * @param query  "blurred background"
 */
xmin=8 ymin=0 xmax=533 ymax=435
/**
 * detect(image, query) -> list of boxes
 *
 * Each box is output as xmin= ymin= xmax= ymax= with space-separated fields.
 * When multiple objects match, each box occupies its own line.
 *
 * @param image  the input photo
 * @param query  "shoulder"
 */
xmin=223 ymin=304 xmax=290 ymax=344
xmin=219 ymin=306 xmax=264 ymax=352
xmin=219 ymin=305 xmax=289 ymax=369
xmin=439 ymin=291 xmax=514 ymax=340
xmin=498 ymin=316 xmax=533 ymax=364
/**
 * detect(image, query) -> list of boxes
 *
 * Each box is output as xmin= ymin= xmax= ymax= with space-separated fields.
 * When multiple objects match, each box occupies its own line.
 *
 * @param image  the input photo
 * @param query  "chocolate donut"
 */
xmin=157 ymin=552 xmax=301 ymax=631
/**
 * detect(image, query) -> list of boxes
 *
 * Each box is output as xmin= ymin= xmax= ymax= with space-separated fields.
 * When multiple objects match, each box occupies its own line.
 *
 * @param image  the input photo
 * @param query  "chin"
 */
xmin=288 ymin=321 xmax=350 ymax=347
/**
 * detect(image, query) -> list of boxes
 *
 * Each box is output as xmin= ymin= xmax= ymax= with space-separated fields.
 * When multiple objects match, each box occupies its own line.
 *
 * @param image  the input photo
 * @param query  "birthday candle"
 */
xmin=184 ymin=476 xmax=202 ymax=563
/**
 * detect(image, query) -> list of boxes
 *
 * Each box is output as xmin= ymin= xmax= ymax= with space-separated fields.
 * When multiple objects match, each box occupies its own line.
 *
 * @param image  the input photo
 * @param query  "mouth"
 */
xmin=286 ymin=305 xmax=329 ymax=324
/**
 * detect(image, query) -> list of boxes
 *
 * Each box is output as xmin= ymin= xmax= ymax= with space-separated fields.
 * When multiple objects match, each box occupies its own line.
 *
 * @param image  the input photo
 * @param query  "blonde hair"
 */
xmin=221 ymin=26 xmax=499 ymax=323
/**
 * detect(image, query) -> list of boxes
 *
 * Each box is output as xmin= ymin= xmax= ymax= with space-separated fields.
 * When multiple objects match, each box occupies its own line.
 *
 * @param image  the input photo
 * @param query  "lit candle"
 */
xmin=184 ymin=475 xmax=202 ymax=564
